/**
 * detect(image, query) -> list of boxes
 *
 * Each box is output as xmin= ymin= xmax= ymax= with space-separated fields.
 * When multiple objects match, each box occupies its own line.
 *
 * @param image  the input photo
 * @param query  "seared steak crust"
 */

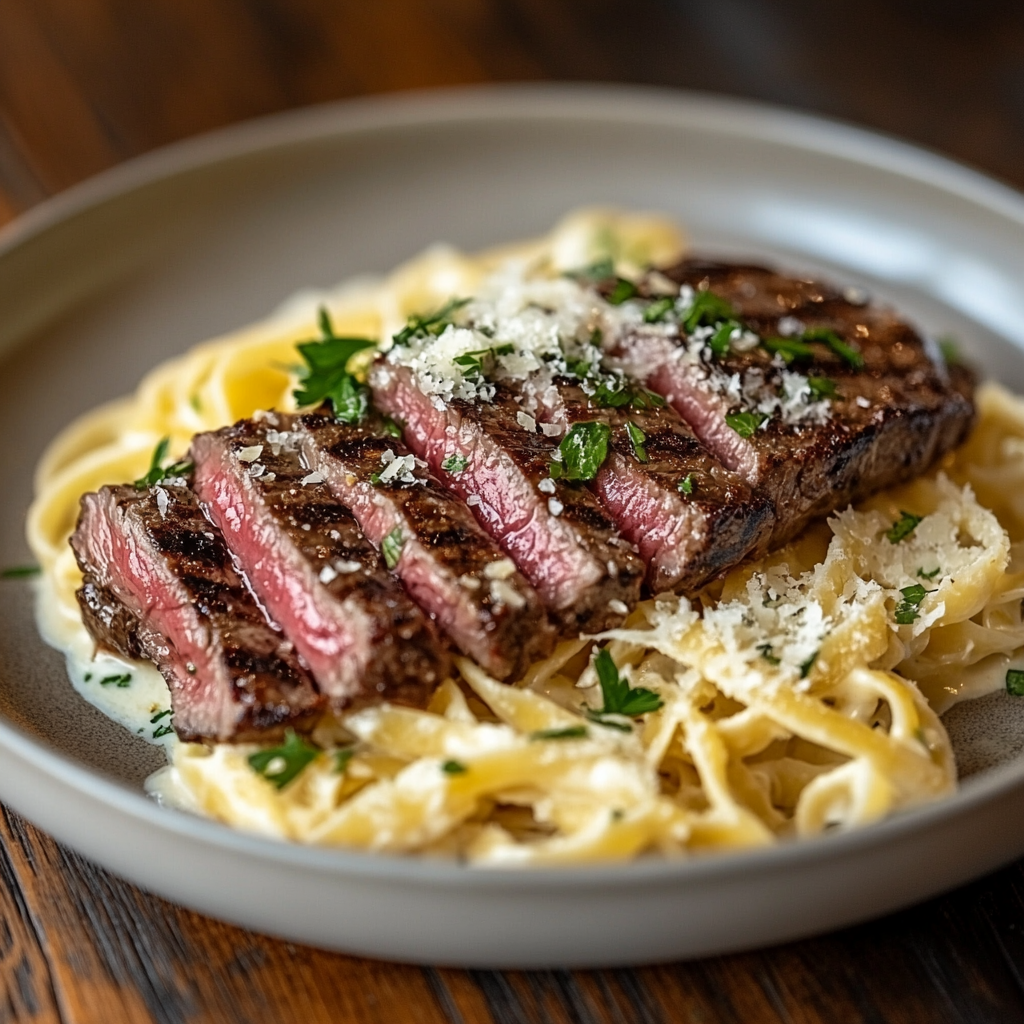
xmin=71 ymin=483 xmax=323 ymax=742
xmin=296 ymin=411 xmax=556 ymax=678
xmin=191 ymin=419 xmax=449 ymax=708
xmin=370 ymin=363 xmax=645 ymax=634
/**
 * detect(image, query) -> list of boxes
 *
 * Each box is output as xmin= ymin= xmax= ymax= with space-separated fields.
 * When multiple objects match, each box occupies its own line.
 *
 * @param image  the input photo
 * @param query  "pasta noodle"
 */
xmin=25 ymin=208 xmax=1024 ymax=864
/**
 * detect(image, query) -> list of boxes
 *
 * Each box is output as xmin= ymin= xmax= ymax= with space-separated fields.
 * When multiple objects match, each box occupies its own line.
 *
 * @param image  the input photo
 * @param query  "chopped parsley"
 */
xmin=588 ymin=647 xmax=663 ymax=718
xmin=938 ymin=335 xmax=961 ymax=365
xmin=678 ymin=474 xmax=694 ymax=496
xmin=606 ymin=278 xmax=638 ymax=305
xmin=643 ymin=296 xmax=676 ymax=323
xmin=886 ymin=511 xmax=923 ymax=544
xmin=530 ymin=725 xmax=588 ymax=741
xmin=248 ymin=729 xmax=319 ymax=789
xmin=189 ymin=393 xmax=203 ymax=413
xmin=799 ymin=650 xmax=819 ymax=679
xmin=567 ymin=257 xmax=614 ymax=282
xmin=682 ymin=290 xmax=736 ymax=334
xmin=762 ymin=336 xmax=815 ymax=364
xmin=1006 ymin=670 xmax=1024 ymax=697
xmin=756 ymin=643 xmax=781 ymax=667
xmin=152 ymin=723 xmax=174 ymax=739
xmin=801 ymin=327 xmax=864 ymax=370
xmin=709 ymin=320 xmax=741 ymax=358
xmin=293 ymin=307 xmax=376 ymax=424
xmin=451 ymin=343 xmax=514 ymax=381
xmin=549 ymin=422 xmax=611 ymax=482
xmin=100 ymin=673 xmax=132 ymax=688
xmin=918 ymin=566 xmax=942 ymax=580
xmin=625 ymin=421 xmax=648 ymax=463
xmin=334 ymin=748 xmax=355 ymax=773
xmin=725 ymin=410 xmax=767 ymax=438
xmin=590 ymin=377 xmax=666 ymax=411
xmin=441 ymin=760 xmax=468 ymax=775
xmin=441 ymin=454 xmax=469 ymax=474
xmin=894 ymin=583 xmax=934 ymax=625
xmin=134 ymin=437 xmax=193 ymax=489
xmin=150 ymin=709 xmax=171 ymax=723
xmin=807 ymin=376 xmax=838 ymax=400
xmin=381 ymin=526 xmax=405 ymax=570
xmin=392 ymin=297 xmax=470 ymax=347
xmin=1 ymin=565 xmax=40 ymax=579
xmin=381 ymin=417 xmax=403 ymax=439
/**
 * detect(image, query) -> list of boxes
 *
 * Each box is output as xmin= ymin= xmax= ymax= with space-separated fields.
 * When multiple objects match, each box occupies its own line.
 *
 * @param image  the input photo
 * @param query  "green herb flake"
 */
xmin=709 ymin=320 xmax=740 ymax=358
xmin=152 ymin=724 xmax=174 ymax=739
xmin=643 ymin=296 xmax=676 ymax=323
xmin=381 ymin=417 xmax=403 ymax=439
xmin=757 ymin=643 xmax=781 ymax=667
xmin=682 ymin=290 xmax=736 ymax=334
xmin=292 ymin=307 xmax=376 ymax=424
xmin=189 ymin=393 xmax=203 ymax=413
xmin=590 ymin=647 xmax=663 ymax=717
xmin=807 ymin=376 xmax=838 ymax=400
xmin=1006 ymin=669 xmax=1024 ymax=697
xmin=606 ymin=278 xmax=638 ymax=306
xmin=566 ymin=257 xmax=615 ymax=282
xmin=392 ymin=297 xmax=470 ymax=347
xmin=134 ymin=438 xmax=194 ymax=489
xmin=441 ymin=454 xmax=469 ymax=474
xmin=763 ymin=336 xmax=815 ymax=364
xmin=100 ymin=673 xmax=132 ymax=688
xmin=917 ymin=566 xmax=942 ymax=580
xmin=802 ymin=327 xmax=864 ymax=370
xmin=938 ymin=335 xmax=961 ymax=365
xmin=381 ymin=526 xmax=405 ymax=570
xmin=625 ymin=421 xmax=648 ymax=463
xmin=530 ymin=725 xmax=588 ymax=741
xmin=248 ymin=729 xmax=319 ymax=790
xmin=150 ymin=708 xmax=171 ymax=723
xmin=725 ymin=410 xmax=767 ymax=439
xmin=451 ymin=343 xmax=514 ymax=382
xmin=441 ymin=760 xmax=468 ymax=775
xmin=886 ymin=510 xmax=923 ymax=544
xmin=1 ymin=565 xmax=41 ymax=579
xmin=551 ymin=422 xmax=611 ymax=482
xmin=894 ymin=583 xmax=935 ymax=625
xmin=334 ymin=748 xmax=355 ymax=773
xmin=678 ymin=474 xmax=694 ymax=496
xmin=799 ymin=650 xmax=819 ymax=679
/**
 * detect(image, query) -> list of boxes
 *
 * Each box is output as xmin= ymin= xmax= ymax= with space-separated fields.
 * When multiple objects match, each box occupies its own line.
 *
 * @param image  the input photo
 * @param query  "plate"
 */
xmin=3 ymin=84 xmax=1024 ymax=968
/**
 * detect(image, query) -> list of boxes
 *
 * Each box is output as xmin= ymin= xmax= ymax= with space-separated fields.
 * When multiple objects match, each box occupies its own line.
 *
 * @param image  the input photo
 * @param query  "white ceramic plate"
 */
xmin=3 ymin=84 xmax=1024 ymax=969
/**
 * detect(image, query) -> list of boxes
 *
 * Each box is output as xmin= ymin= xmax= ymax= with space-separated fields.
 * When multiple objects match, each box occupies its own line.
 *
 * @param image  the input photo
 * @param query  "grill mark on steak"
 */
xmin=521 ymin=374 xmax=775 ymax=593
xmin=70 ymin=483 xmax=323 ymax=742
xmin=190 ymin=420 xmax=449 ymax=707
xmin=369 ymin=362 xmax=645 ymax=633
xmin=294 ymin=411 xmax=557 ymax=679
xmin=609 ymin=259 xmax=976 ymax=545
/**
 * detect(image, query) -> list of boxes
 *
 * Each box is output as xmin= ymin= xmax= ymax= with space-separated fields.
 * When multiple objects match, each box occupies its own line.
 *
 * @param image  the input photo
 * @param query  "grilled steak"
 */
xmin=369 ymin=362 xmax=646 ymax=634
xmin=70 ymin=482 xmax=323 ymax=742
xmin=191 ymin=418 xmax=449 ymax=707
xmin=522 ymin=374 xmax=775 ymax=593
xmin=608 ymin=259 xmax=976 ymax=545
xmin=295 ymin=411 xmax=557 ymax=678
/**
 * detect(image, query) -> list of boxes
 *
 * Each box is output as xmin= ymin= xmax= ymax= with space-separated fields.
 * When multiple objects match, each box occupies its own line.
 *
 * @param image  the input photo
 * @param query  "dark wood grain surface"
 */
xmin=2 ymin=2 xmax=1024 ymax=1021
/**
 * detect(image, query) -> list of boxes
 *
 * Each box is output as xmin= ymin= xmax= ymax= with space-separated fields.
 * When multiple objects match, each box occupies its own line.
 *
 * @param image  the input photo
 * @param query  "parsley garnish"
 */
xmin=1006 ymin=670 xmax=1024 ymax=697
xmin=152 ymin=723 xmax=174 ymax=739
xmin=1 ymin=565 xmax=40 ymax=579
xmin=530 ymin=725 xmax=588 ymax=741
xmin=678 ymin=474 xmax=694 ymax=496
xmin=441 ymin=760 xmax=468 ymax=775
xmin=886 ymin=511 xmax=923 ymax=544
xmin=100 ymin=673 xmax=132 ymax=688
xmin=382 ymin=417 xmax=403 ymax=439
xmin=248 ymin=729 xmax=319 ymax=789
xmin=441 ymin=454 xmax=469 ymax=474
xmin=625 ymin=421 xmax=648 ymax=463
xmin=802 ymin=327 xmax=864 ymax=369
xmin=134 ymin=437 xmax=193 ymax=489
xmin=643 ymin=296 xmax=675 ymax=323
xmin=590 ymin=377 xmax=666 ymax=411
xmin=549 ymin=422 xmax=611 ymax=482
xmin=567 ymin=257 xmax=614 ymax=282
xmin=709 ymin=320 xmax=741 ymax=358
xmin=588 ymin=648 xmax=663 ymax=718
xmin=682 ymin=290 xmax=736 ymax=334
xmin=451 ymin=343 xmax=514 ymax=381
xmin=392 ymin=297 xmax=470 ymax=347
xmin=381 ymin=526 xmax=405 ymax=569
xmin=725 ymin=410 xmax=767 ymax=438
xmin=757 ymin=643 xmax=781 ymax=667
xmin=334 ymin=748 xmax=355 ymax=773
xmin=799 ymin=650 xmax=819 ymax=678
xmin=763 ymin=336 xmax=815 ymax=363
xmin=293 ymin=308 xmax=376 ymax=424
xmin=938 ymin=335 xmax=960 ymax=365
xmin=606 ymin=279 xmax=638 ymax=305
xmin=150 ymin=709 xmax=171 ymax=723
xmin=894 ymin=583 xmax=934 ymax=625
xmin=917 ymin=567 xmax=941 ymax=580
xmin=807 ymin=376 xmax=838 ymax=400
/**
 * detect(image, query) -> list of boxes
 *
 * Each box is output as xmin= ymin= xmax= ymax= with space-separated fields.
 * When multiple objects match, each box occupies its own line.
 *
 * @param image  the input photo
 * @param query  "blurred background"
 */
xmin=1 ymin=0 xmax=1023 ymax=225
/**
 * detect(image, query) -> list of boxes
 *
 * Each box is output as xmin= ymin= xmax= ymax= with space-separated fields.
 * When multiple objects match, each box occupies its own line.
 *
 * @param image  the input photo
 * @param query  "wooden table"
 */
xmin=2 ymin=2 xmax=1024 ymax=1021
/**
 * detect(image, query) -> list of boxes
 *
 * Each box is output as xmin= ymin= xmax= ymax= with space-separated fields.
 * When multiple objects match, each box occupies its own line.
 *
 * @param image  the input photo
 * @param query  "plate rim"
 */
xmin=4 ymin=80 xmax=1024 ymax=890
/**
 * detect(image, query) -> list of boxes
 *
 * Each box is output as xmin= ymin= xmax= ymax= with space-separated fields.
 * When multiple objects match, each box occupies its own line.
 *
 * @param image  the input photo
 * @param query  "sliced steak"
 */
xmin=191 ymin=419 xmax=449 ymax=706
xmin=521 ymin=374 xmax=775 ymax=593
xmin=294 ymin=411 xmax=557 ymax=678
xmin=369 ymin=362 xmax=645 ymax=633
xmin=608 ymin=259 xmax=976 ymax=544
xmin=70 ymin=482 xmax=323 ymax=743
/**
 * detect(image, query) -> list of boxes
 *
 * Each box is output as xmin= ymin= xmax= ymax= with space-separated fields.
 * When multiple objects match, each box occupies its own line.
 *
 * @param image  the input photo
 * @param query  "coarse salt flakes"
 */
xmin=483 ymin=558 xmax=516 ymax=580
xmin=301 ymin=470 xmax=326 ymax=485
xmin=538 ymin=477 xmax=556 ymax=494
xmin=237 ymin=445 xmax=263 ymax=463
xmin=548 ymin=497 xmax=564 ymax=517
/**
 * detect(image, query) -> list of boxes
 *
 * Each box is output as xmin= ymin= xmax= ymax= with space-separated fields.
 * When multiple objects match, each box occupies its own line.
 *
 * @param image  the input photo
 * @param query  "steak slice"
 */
xmin=294 ymin=411 xmax=557 ymax=678
xmin=191 ymin=419 xmax=449 ymax=706
xmin=608 ymin=259 xmax=976 ymax=545
xmin=70 ymin=482 xmax=323 ymax=743
xmin=369 ymin=362 xmax=645 ymax=633
xmin=521 ymin=374 xmax=775 ymax=593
